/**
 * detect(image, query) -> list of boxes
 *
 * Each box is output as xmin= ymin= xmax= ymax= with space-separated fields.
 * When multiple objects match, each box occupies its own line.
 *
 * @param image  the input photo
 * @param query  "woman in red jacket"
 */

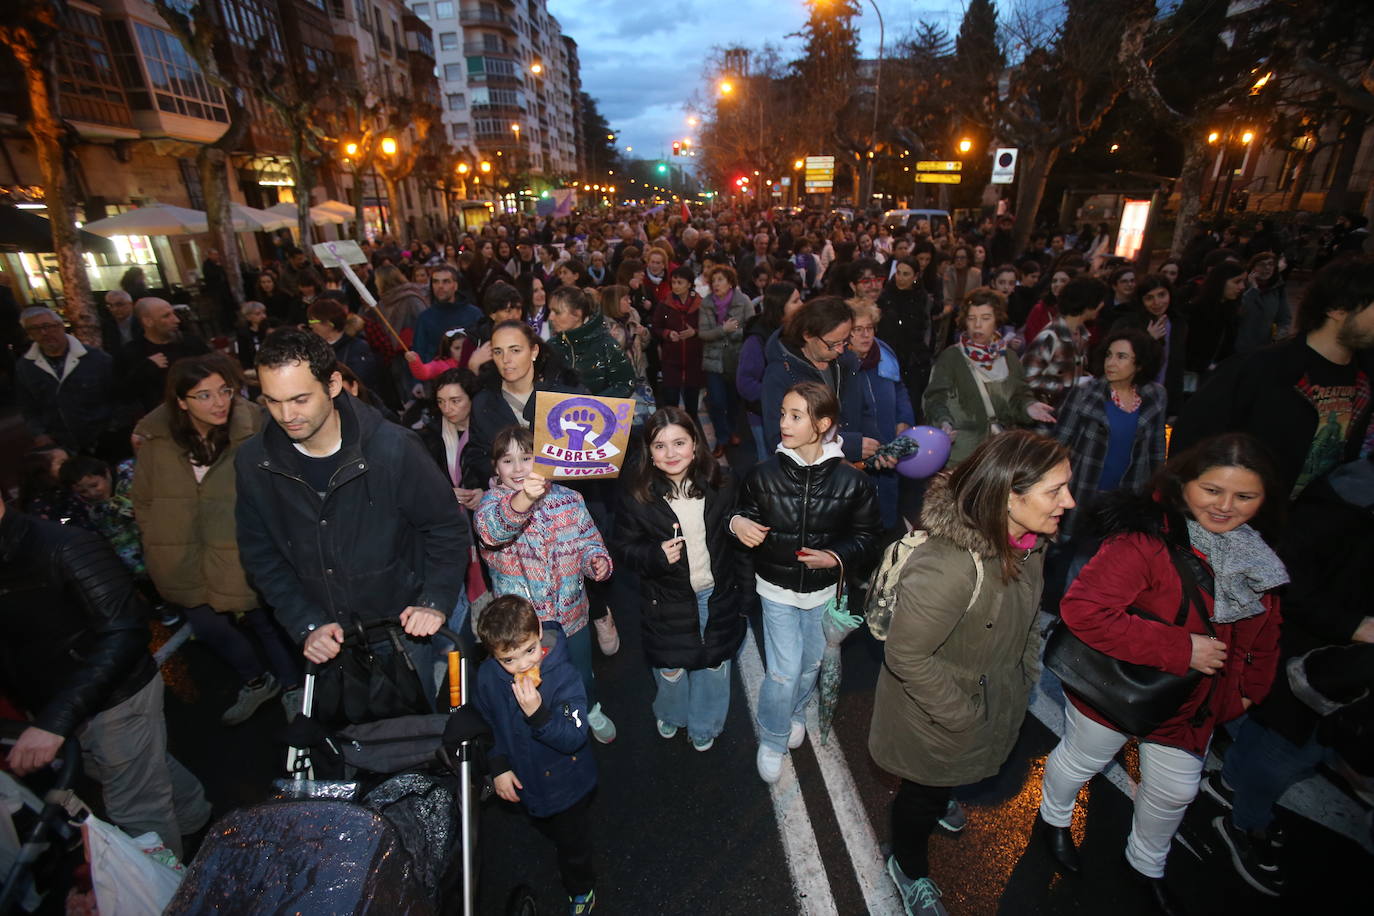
xmin=1037 ymin=433 xmax=1287 ymax=916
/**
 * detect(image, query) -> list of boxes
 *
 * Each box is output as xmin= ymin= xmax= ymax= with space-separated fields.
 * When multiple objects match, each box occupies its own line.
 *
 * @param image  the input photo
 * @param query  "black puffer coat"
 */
xmin=735 ymin=445 xmax=883 ymax=594
xmin=614 ymin=477 xmax=748 ymax=670
xmin=0 ymin=510 xmax=156 ymax=737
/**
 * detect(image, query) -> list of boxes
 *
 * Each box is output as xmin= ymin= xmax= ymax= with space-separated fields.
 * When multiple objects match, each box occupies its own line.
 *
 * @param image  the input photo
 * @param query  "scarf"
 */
xmin=856 ymin=342 xmax=881 ymax=371
xmin=1185 ymin=520 xmax=1289 ymax=624
xmin=712 ymin=289 xmax=734 ymax=323
xmin=959 ymin=333 xmax=1005 ymax=370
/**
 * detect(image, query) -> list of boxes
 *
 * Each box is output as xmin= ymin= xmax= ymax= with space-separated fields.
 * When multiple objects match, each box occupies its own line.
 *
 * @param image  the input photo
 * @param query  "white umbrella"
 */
xmin=266 ymin=201 xmax=348 ymax=226
xmin=82 ymin=203 xmax=209 ymax=237
xmin=317 ymin=200 xmax=356 ymax=220
xmin=230 ymin=203 xmax=293 ymax=232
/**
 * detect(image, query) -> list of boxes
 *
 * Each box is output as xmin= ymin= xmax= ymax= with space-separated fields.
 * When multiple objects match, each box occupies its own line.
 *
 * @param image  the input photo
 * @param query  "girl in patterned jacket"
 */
xmin=475 ymin=424 xmax=618 ymax=744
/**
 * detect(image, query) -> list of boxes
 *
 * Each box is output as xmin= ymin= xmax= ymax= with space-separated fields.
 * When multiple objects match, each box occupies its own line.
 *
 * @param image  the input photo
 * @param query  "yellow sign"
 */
xmin=916 ymin=161 xmax=962 ymax=172
xmin=915 ymin=173 xmax=962 ymax=184
xmin=532 ymin=391 xmax=636 ymax=479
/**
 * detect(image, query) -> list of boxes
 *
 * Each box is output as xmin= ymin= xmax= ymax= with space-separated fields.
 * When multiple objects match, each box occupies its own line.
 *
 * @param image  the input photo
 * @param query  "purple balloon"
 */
xmin=895 ymin=425 xmax=952 ymax=479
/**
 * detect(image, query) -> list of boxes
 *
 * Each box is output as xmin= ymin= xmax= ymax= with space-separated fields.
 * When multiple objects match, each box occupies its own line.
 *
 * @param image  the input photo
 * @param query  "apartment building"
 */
xmin=409 ymin=0 xmax=581 ymax=180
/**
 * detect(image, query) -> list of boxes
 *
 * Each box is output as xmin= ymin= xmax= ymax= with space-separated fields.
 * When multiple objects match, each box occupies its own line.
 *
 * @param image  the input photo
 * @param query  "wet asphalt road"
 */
xmin=155 ymin=430 xmax=1369 ymax=916
xmin=160 ymin=558 xmax=1370 ymax=916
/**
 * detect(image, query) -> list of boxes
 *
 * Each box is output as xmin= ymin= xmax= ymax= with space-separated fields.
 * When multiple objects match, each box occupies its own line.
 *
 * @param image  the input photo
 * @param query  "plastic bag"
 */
xmin=83 ymin=816 xmax=183 ymax=916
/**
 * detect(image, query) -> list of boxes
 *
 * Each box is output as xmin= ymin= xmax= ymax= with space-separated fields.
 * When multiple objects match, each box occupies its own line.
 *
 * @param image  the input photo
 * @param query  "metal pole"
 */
xmin=863 ymin=0 xmax=885 ymax=208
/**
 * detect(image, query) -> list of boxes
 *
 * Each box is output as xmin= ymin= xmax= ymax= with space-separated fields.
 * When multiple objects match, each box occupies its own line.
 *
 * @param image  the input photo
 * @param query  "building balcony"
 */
xmin=464 ymin=42 xmax=515 ymax=57
xmin=459 ymin=9 xmax=516 ymax=33
xmin=467 ymin=71 xmax=523 ymax=89
xmin=471 ymin=102 xmax=524 ymax=118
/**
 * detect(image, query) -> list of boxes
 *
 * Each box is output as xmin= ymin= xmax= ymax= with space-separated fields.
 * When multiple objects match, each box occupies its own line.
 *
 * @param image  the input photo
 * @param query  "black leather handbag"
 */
xmin=1044 ymin=546 xmax=1216 ymax=737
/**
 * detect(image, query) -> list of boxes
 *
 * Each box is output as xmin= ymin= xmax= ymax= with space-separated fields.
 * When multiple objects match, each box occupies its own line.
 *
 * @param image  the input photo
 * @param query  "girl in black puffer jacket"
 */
xmin=731 ymin=381 xmax=883 ymax=784
xmin=615 ymin=407 xmax=747 ymax=752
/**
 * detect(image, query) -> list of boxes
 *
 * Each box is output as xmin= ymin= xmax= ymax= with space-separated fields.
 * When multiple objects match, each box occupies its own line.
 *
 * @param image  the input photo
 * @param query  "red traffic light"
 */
xmin=672 ymin=141 xmax=681 ymax=155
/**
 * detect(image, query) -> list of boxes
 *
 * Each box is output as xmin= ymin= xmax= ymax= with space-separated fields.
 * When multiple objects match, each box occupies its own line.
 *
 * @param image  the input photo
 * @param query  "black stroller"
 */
xmin=165 ymin=620 xmax=525 ymax=915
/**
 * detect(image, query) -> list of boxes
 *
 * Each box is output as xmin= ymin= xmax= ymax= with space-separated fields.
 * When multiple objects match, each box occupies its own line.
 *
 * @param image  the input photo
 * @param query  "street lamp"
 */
xmin=380 ymin=136 xmax=398 ymax=156
xmin=1240 ymin=130 xmax=1255 ymax=145
xmin=343 ymin=141 xmax=359 ymax=158
xmin=794 ymin=159 xmax=804 ymax=170
xmin=479 ymin=161 xmax=491 ymax=173
xmin=530 ymin=62 xmax=543 ymax=75
xmin=719 ymin=80 xmax=734 ymax=96
xmin=456 ymin=163 xmax=469 ymax=175
xmin=958 ymin=137 xmax=973 ymax=154
xmin=1207 ymin=131 xmax=1221 ymax=144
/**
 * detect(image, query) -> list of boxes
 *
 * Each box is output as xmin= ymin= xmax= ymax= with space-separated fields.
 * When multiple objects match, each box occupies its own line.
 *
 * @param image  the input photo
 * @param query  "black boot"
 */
xmin=1036 ymin=814 xmax=1081 ymax=874
xmin=1123 ymin=855 xmax=1185 ymax=916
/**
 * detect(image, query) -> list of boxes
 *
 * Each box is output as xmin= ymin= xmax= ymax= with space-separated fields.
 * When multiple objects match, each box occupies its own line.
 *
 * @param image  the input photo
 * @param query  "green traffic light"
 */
xmin=657 ymin=163 xmax=668 ymax=174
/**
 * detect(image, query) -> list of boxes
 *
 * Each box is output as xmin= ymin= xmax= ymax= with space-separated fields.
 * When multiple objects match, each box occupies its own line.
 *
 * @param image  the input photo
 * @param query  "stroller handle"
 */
xmin=0 ymin=718 xmax=82 ymax=789
xmin=302 ymin=621 xmax=467 ymax=676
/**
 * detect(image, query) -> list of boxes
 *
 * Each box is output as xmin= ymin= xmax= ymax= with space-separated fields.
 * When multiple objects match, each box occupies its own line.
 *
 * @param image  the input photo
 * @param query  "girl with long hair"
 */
xmin=615 ymin=408 xmax=746 ymax=751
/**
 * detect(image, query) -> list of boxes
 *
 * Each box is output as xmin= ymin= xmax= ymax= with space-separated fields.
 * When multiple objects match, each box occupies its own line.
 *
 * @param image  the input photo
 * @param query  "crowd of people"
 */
xmin=2 ymin=202 xmax=1372 ymax=916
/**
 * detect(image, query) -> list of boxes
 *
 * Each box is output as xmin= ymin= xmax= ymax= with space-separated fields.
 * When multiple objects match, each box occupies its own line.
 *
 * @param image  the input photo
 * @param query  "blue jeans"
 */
xmin=652 ymin=588 xmax=732 ymax=742
xmin=565 ymin=624 xmax=597 ymax=708
xmin=749 ymin=416 xmax=767 ymax=465
xmin=1221 ymin=715 xmax=1334 ymax=832
xmin=704 ymin=371 xmax=734 ymax=446
xmin=756 ymin=595 xmax=827 ymax=753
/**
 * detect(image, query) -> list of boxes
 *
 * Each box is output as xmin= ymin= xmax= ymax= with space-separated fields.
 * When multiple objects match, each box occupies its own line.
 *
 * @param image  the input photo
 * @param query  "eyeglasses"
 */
xmin=819 ymin=334 xmax=849 ymax=352
xmin=850 ymin=325 xmax=876 ymax=336
xmin=185 ymin=386 xmax=235 ymax=403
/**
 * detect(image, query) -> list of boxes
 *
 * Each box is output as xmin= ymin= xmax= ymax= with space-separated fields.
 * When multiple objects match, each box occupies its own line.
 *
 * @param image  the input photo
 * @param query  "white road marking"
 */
xmin=804 ymin=702 xmax=904 ymax=914
xmin=739 ymin=622 xmax=838 ymax=915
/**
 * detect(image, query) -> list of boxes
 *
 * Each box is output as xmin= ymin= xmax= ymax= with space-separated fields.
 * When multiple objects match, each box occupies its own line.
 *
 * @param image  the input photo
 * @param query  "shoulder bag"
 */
xmin=1043 ymin=545 xmax=1217 ymax=737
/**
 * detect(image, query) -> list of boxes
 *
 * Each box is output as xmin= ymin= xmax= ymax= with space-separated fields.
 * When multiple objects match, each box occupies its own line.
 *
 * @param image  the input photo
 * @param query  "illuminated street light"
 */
xmin=380 ymin=136 xmax=398 ymax=156
xmin=511 ymin=124 xmax=520 ymax=134
xmin=625 ymin=146 xmax=633 ymax=152
xmin=793 ymin=159 xmax=804 ymax=170
xmin=719 ymin=80 xmax=734 ymax=95
xmin=344 ymin=141 xmax=359 ymax=157
xmin=583 ymin=184 xmax=591 ymax=191
xmin=1241 ymin=130 xmax=1255 ymax=144
xmin=530 ymin=62 xmax=543 ymax=74
xmin=607 ymin=133 xmax=615 ymax=140
xmin=456 ymin=163 xmax=469 ymax=175
xmin=687 ymin=116 xmax=698 ymax=126
xmin=1109 ymin=143 xmax=1120 ymax=153
xmin=957 ymin=138 xmax=973 ymax=154
xmin=1207 ymin=131 xmax=1221 ymax=144
xmin=479 ymin=161 xmax=492 ymax=173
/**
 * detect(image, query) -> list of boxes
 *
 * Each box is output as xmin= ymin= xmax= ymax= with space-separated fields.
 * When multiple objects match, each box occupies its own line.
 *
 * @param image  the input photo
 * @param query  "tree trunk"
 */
xmin=1011 ymin=145 xmax=1059 ymax=257
xmin=197 ymin=145 xmax=243 ymax=312
xmin=350 ymin=169 xmax=367 ymax=241
xmin=291 ymin=132 xmax=315 ymax=251
xmin=3 ymin=24 xmax=96 ymax=339
xmin=1170 ymin=135 xmax=1208 ymax=258
xmin=1322 ymin=110 xmax=1367 ymax=213
xmin=383 ymin=174 xmax=405 ymax=240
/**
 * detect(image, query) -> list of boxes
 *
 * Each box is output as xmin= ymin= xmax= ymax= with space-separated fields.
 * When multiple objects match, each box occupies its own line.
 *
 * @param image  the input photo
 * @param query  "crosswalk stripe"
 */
xmin=803 ymin=703 xmax=904 ymax=914
xmin=739 ymin=621 xmax=838 ymax=915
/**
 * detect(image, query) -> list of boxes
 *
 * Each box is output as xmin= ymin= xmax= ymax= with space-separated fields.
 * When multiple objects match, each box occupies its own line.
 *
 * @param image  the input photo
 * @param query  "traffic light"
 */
xmin=672 ymin=141 xmax=681 ymax=156
xmin=656 ymin=162 xmax=668 ymax=174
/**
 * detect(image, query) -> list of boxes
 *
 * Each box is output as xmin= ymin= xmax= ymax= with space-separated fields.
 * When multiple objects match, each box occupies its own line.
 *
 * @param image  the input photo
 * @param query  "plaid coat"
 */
xmin=1022 ymin=318 xmax=1091 ymax=410
xmin=1054 ymin=379 xmax=1167 ymax=537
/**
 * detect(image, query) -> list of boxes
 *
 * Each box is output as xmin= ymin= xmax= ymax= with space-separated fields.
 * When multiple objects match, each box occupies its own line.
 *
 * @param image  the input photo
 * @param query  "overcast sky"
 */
xmin=547 ymin=1 xmax=966 ymax=159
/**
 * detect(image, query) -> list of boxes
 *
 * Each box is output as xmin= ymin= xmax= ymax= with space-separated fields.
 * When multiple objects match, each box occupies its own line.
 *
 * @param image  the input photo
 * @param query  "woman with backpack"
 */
xmin=869 ymin=431 xmax=1074 ymax=916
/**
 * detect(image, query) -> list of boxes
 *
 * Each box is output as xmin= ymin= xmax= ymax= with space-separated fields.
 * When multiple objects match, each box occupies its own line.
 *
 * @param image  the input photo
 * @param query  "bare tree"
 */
xmin=0 ymin=1 xmax=96 ymax=337
xmin=249 ymin=52 xmax=333 ymax=250
xmin=983 ymin=0 xmax=1140 ymax=254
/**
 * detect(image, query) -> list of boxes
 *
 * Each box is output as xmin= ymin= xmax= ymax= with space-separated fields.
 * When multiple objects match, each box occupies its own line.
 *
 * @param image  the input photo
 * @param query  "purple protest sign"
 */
xmin=532 ymin=392 xmax=637 ymax=478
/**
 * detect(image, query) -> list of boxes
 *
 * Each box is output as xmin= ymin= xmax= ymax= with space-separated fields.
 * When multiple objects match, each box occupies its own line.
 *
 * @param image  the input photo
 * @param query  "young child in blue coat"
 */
xmin=475 ymin=595 xmax=599 ymax=915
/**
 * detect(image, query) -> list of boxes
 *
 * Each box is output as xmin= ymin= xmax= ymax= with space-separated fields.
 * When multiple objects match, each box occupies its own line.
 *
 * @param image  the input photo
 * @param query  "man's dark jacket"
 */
xmin=1172 ymin=335 xmax=1374 ymax=497
xmin=15 ymin=338 xmax=114 ymax=451
xmin=0 ymin=510 xmax=156 ymax=736
xmin=235 ymin=392 xmax=468 ymax=643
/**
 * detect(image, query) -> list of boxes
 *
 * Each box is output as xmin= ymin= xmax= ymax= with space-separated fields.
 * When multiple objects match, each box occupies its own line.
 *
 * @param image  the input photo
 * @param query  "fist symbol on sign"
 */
xmin=563 ymin=408 xmax=595 ymax=451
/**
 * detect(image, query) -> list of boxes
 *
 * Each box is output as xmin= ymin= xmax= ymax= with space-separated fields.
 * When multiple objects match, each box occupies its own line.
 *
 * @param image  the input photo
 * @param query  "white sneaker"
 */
xmin=593 ymin=613 xmax=620 ymax=655
xmin=588 ymin=703 xmax=617 ymax=744
xmin=788 ymin=720 xmax=806 ymax=749
xmin=756 ymin=746 xmax=784 ymax=783
xmin=222 ymin=673 xmax=280 ymax=725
